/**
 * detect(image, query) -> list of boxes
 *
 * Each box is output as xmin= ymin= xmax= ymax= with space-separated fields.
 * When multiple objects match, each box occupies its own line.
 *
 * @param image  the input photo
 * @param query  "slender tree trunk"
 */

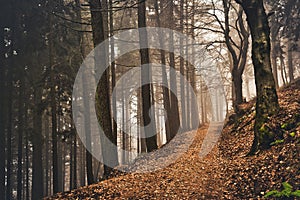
xmin=90 ymin=0 xmax=118 ymax=177
xmin=32 ymin=87 xmax=44 ymax=199
xmin=44 ymin=116 xmax=50 ymax=196
xmin=185 ymin=1 xmax=191 ymax=130
xmin=70 ymin=136 xmax=74 ymax=191
xmin=121 ymin=79 xmax=126 ymax=163
xmin=5 ymin=68 xmax=12 ymax=200
xmin=287 ymin=40 xmax=294 ymax=83
xmin=223 ymin=1 xmax=249 ymax=111
xmin=168 ymin=0 xmax=181 ymax=139
xmin=17 ymin=69 xmax=25 ymax=200
xmin=137 ymin=89 xmax=147 ymax=153
xmin=109 ymin=0 xmax=118 ymax=160
xmin=238 ymin=0 xmax=280 ymax=154
xmin=0 ymin=5 xmax=7 ymax=196
xmin=82 ymin=70 xmax=94 ymax=185
xmin=125 ymin=98 xmax=131 ymax=161
xmin=154 ymin=0 xmax=172 ymax=142
xmin=270 ymin=34 xmax=279 ymax=88
xmin=179 ymin=0 xmax=187 ymax=131
xmin=190 ymin=0 xmax=199 ymax=129
xmin=25 ymin=114 xmax=30 ymax=200
xmin=73 ymin=133 xmax=77 ymax=189
xmin=61 ymin=142 xmax=65 ymax=191
xmin=279 ymin=52 xmax=287 ymax=86
xmin=49 ymin=14 xmax=59 ymax=193
xmin=137 ymin=0 xmax=158 ymax=152
xmin=80 ymin=141 xmax=86 ymax=186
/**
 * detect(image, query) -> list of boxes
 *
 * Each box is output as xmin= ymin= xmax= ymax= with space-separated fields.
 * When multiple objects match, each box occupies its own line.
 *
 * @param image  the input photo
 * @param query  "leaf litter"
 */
xmin=46 ymin=80 xmax=300 ymax=199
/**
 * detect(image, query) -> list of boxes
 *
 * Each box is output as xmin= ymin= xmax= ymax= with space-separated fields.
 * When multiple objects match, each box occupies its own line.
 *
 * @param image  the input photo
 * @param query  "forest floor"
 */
xmin=46 ymin=80 xmax=300 ymax=200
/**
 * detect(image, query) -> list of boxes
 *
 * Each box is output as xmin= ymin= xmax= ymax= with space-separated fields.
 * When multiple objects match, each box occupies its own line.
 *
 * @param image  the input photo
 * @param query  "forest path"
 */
xmin=48 ymin=125 xmax=227 ymax=199
xmin=46 ymin=79 xmax=300 ymax=199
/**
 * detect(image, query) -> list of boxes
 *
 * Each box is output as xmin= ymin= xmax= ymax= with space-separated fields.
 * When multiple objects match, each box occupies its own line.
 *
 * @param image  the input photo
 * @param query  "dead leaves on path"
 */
xmin=46 ymin=80 xmax=300 ymax=199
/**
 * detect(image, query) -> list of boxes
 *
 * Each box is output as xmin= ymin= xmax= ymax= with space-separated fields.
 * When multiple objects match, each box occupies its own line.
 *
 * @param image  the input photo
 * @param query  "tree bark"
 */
xmin=17 ymin=68 xmax=25 ymax=200
xmin=0 ymin=2 xmax=7 ymax=196
xmin=44 ymin=116 xmax=50 ymax=196
xmin=32 ymin=87 xmax=44 ymax=199
xmin=137 ymin=0 xmax=158 ymax=152
xmin=223 ymin=1 xmax=249 ymax=111
xmin=73 ymin=133 xmax=77 ymax=189
xmin=90 ymin=0 xmax=119 ymax=177
xmin=153 ymin=0 xmax=172 ymax=143
xmin=109 ymin=0 xmax=118 ymax=161
xmin=168 ymin=0 xmax=181 ymax=140
xmin=49 ymin=13 xmax=60 ymax=194
xmin=270 ymin=15 xmax=280 ymax=88
xmin=238 ymin=0 xmax=280 ymax=154
xmin=271 ymin=39 xmax=279 ymax=88
xmin=179 ymin=0 xmax=187 ymax=131
xmin=190 ymin=0 xmax=199 ymax=129
xmin=287 ymin=40 xmax=294 ymax=83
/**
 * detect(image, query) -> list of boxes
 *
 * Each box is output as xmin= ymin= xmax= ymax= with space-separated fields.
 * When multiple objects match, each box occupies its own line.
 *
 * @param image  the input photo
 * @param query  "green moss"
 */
xmin=264 ymin=182 xmax=300 ymax=198
xmin=259 ymin=124 xmax=267 ymax=132
xmin=270 ymin=139 xmax=284 ymax=146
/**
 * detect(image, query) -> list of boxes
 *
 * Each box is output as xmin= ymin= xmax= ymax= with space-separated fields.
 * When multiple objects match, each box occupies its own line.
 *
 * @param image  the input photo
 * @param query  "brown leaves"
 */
xmin=46 ymin=80 xmax=300 ymax=199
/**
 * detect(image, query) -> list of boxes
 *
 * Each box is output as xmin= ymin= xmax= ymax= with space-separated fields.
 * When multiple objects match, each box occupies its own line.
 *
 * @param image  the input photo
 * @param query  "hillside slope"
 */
xmin=46 ymin=80 xmax=300 ymax=199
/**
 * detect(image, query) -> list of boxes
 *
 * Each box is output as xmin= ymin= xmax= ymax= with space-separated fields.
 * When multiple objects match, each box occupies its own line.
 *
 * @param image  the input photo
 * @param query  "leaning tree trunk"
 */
xmin=238 ymin=0 xmax=279 ymax=154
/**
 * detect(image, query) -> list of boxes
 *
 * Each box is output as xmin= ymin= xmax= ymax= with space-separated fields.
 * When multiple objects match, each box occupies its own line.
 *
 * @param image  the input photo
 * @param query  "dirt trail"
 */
xmin=47 ymin=126 xmax=227 ymax=199
xmin=46 ymin=80 xmax=300 ymax=199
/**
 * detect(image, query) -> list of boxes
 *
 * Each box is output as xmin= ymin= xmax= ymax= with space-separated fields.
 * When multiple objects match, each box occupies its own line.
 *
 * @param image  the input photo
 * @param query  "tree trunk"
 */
xmin=137 ymin=0 xmax=158 ymax=152
xmin=25 ymin=113 xmax=30 ymax=200
xmin=44 ymin=116 xmax=50 ymax=196
xmin=121 ymin=79 xmax=126 ymax=163
xmin=5 ymin=64 xmax=12 ymax=200
xmin=17 ymin=69 xmax=25 ymax=200
xmin=32 ymin=87 xmax=44 ymax=199
xmin=80 ymin=141 xmax=86 ymax=186
xmin=90 ymin=0 xmax=118 ymax=177
xmin=137 ymin=89 xmax=147 ymax=153
xmin=190 ymin=0 xmax=199 ymax=129
xmin=238 ymin=0 xmax=280 ymax=154
xmin=109 ymin=0 xmax=118 ymax=161
xmin=287 ymin=40 xmax=294 ymax=83
xmin=168 ymin=0 xmax=181 ymax=140
xmin=82 ymin=70 xmax=94 ymax=185
xmin=0 ymin=4 xmax=7 ymax=196
xmin=271 ymin=41 xmax=279 ymax=88
xmin=185 ymin=1 xmax=191 ymax=130
xmin=49 ymin=14 xmax=60 ymax=193
xmin=154 ymin=0 xmax=172 ymax=142
xmin=223 ymin=1 xmax=249 ymax=111
xmin=279 ymin=51 xmax=287 ymax=86
xmin=179 ymin=0 xmax=187 ymax=131
xmin=73 ymin=134 xmax=77 ymax=189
